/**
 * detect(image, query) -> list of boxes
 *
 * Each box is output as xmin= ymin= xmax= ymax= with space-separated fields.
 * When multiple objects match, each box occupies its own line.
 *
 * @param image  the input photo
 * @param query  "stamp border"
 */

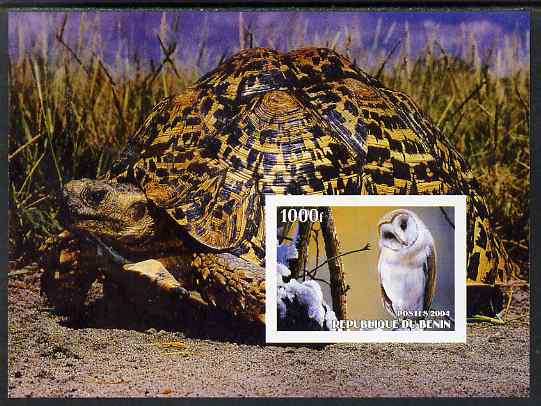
xmin=265 ymin=194 xmax=467 ymax=343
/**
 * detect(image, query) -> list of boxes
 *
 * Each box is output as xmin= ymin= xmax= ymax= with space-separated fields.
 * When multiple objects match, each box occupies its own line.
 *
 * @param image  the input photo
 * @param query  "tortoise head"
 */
xmin=61 ymin=179 xmax=159 ymax=250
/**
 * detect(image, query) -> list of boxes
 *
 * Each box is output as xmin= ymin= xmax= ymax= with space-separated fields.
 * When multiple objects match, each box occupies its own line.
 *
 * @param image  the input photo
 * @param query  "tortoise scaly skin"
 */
xmin=44 ymin=47 xmax=518 ymax=323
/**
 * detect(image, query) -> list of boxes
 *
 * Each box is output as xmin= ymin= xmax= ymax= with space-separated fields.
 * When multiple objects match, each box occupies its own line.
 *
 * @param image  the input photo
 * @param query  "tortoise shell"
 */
xmin=110 ymin=47 xmax=517 ymax=286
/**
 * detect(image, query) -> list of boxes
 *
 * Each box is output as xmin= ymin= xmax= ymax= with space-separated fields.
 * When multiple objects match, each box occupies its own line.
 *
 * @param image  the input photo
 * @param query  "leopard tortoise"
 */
xmin=42 ymin=47 xmax=519 ymax=323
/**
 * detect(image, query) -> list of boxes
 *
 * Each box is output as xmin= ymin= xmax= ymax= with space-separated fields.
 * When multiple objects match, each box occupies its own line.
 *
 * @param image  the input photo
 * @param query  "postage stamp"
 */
xmin=265 ymin=195 xmax=467 ymax=343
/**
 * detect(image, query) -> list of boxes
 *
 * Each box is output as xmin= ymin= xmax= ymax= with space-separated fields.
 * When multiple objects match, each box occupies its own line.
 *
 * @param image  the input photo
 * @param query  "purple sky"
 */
xmin=8 ymin=11 xmax=530 ymax=74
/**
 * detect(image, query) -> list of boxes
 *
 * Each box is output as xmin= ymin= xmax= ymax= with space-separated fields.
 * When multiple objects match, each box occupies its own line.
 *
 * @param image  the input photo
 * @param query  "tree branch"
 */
xmin=320 ymin=207 xmax=347 ymax=319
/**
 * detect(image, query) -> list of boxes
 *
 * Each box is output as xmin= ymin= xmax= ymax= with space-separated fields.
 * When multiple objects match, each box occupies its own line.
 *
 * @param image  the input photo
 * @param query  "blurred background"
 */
xmin=8 ymin=11 xmax=529 ymax=276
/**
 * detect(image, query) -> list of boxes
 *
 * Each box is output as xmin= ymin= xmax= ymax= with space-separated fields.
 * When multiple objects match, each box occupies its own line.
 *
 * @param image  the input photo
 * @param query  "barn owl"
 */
xmin=377 ymin=209 xmax=437 ymax=321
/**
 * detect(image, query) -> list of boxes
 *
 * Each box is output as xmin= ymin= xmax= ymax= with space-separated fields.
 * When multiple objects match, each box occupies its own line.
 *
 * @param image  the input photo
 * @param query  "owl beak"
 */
xmin=396 ymin=234 xmax=407 ymax=246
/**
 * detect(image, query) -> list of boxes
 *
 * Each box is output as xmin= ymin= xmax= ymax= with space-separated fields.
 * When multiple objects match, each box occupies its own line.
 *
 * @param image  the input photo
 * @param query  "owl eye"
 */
xmin=384 ymin=232 xmax=395 ymax=240
xmin=400 ymin=219 xmax=408 ymax=230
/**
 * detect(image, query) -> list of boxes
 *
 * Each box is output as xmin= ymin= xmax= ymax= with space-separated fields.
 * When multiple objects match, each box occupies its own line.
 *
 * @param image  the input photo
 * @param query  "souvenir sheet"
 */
xmin=5 ymin=3 xmax=535 ymax=398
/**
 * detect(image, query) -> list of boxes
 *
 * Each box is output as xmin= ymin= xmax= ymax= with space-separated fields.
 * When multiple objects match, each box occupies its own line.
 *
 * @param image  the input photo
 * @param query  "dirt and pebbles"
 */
xmin=7 ymin=268 xmax=530 ymax=397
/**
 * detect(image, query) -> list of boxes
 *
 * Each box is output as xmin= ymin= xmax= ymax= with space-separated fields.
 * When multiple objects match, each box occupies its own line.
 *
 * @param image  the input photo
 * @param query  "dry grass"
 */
xmin=8 ymin=13 xmax=530 ymax=273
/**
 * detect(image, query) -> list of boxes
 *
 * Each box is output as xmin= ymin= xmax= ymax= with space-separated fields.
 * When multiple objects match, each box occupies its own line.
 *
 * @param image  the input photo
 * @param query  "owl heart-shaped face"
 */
xmin=379 ymin=211 xmax=419 ymax=251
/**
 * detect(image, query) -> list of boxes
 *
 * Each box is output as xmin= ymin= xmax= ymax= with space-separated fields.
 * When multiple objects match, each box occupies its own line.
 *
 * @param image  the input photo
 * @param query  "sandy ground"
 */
xmin=7 ymin=267 xmax=530 ymax=398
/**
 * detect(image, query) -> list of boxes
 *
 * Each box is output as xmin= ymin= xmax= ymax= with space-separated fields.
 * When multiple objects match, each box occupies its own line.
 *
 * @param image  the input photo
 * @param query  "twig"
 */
xmin=16 ymin=150 xmax=46 ymax=198
xmin=434 ymin=40 xmax=448 ymax=60
xmin=442 ymin=79 xmax=487 ymax=129
xmin=58 ymin=13 xmax=67 ymax=43
xmin=55 ymin=20 xmax=126 ymax=136
xmin=196 ymin=39 xmax=207 ymax=68
xmin=22 ymin=194 xmax=51 ymax=210
xmin=218 ymin=50 xmax=229 ymax=65
xmin=436 ymin=94 xmax=456 ymax=129
xmin=308 ymin=243 xmax=371 ymax=276
xmin=142 ymin=36 xmax=181 ymax=89
xmin=156 ymin=34 xmax=181 ymax=79
xmin=97 ymin=59 xmax=117 ymax=87
xmin=94 ymin=59 xmax=126 ymax=135
xmin=502 ymin=286 xmax=514 ymax=321
xmin=501 ymin=239 xmax=528 ymax=251
xmin=514 ymin=82 xmax=529 ymax=122
xmin=55 ymin=24 xmax=92 ymax=78
xmin=439 ymin=207 xmax=455 ymax=229
xmin=309 ymin=277 xmax=331 ymax=287
xmin=143 ymin=59 xmax=165 ymax=88
xmin=515 ymin=159 xmax=529 ymax=171
xmin=375 ymin=40 xmax=401 ymax=80
xmin=493 ymin=100 xmax=500 ymax=152
xmin=8 ymin=132 xmax=44 ymax=161
xmin=467 ymin=315 xmax=506 ymax=324
xmin=449 ymin=111 xmax=466 ymax=140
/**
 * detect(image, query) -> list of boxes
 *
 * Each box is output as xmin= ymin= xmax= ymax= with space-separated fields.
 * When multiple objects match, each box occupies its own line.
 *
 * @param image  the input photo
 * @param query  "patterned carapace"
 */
xmin=110 ymin=47 xmax=518 ymax=286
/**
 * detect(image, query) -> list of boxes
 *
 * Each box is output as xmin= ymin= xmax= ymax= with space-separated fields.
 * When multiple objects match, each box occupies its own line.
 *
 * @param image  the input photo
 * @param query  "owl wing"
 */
xmin=378 ymin=252 xmax=397 ymax=317
xmin=380 ymin=281 xmax=397 ymax=318
xmin=423 ymin=244 xmax=437 ymax=311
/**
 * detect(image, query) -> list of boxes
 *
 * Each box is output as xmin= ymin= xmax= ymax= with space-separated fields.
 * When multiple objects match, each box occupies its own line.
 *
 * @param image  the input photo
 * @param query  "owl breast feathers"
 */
xmin=377 ymin=209 xmax=437 ymax=318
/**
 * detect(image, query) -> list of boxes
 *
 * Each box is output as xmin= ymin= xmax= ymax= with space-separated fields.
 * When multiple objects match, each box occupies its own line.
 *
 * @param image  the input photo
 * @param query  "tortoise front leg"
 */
xmin=39 ymin=232 xmax=192 ymax=319
xmin=155 ymin=253 xmax=266 ymax=325
xmin=39 ymin=230 xmax=102 ymax=316
xmin=111 ymin=260 xmax=194 ymax=318
xmin=118 ymin=253 xmax=266 ymax=324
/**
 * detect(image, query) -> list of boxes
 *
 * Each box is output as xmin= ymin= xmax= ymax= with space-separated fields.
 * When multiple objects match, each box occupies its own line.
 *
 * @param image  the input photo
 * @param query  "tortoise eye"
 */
xmin=130 ymin=202 xmax=147 ymax=221
xmin=384 ymin=232 xmax=395 ymax=240
xmin=84 ymin=188 xmax=107 ymax=207
xmin=400 ymin=219 xmax=407 ymax=230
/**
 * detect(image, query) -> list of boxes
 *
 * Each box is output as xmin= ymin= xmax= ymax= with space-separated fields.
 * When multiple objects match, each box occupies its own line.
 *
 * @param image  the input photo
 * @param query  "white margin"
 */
xmin=264 ymin=194 xmax=467 ymax=343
